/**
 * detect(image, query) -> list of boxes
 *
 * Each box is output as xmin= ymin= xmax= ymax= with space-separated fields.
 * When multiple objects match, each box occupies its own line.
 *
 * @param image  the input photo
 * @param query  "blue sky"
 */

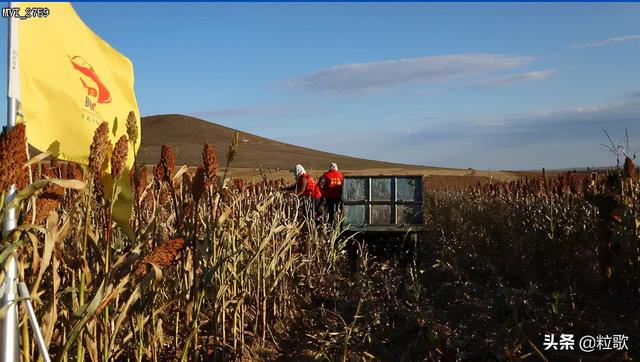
xmin=2 ymin=2 xmax=640 ymax=170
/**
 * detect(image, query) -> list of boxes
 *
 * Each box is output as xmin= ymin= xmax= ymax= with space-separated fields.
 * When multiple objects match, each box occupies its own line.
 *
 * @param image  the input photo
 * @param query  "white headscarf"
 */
xmin=292 ymin=164 xmax=306 ymax=178
xmin=330 ymin=162 xmax=338 ymax=171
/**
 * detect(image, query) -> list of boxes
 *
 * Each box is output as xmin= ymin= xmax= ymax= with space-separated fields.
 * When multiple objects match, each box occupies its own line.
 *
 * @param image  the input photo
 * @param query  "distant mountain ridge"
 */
xmin=139 ymin=114 xmax=426 ymax=170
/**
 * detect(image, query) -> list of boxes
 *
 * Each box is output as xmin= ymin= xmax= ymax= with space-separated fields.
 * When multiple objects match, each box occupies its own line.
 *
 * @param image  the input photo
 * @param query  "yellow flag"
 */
xmin=13 ymin=2 xmax=141 ymax=234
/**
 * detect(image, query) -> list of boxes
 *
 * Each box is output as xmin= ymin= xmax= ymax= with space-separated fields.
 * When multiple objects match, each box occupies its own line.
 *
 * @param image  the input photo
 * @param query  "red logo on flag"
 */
xmin=70 ymin=56 xmax=111 ymax=104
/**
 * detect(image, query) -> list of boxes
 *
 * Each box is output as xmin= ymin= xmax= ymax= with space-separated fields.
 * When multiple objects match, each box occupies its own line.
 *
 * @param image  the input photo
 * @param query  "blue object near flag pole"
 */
xmin=1 ymin=3 xmax=21 ymax=360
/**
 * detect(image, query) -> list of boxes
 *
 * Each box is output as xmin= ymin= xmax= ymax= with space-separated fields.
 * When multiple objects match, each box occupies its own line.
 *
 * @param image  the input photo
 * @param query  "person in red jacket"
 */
xmin=282 ymin=164 xmax=322 ymax=216
xmin=319 ymin=162 xmax=344 ymax=224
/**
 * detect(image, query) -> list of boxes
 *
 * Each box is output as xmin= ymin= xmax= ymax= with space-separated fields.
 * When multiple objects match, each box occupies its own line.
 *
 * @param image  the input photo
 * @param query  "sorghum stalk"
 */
xmin=78 ymin=122 xmax=109 ymax=362
xmin=101 ymin=135 xmax=128 ymax=361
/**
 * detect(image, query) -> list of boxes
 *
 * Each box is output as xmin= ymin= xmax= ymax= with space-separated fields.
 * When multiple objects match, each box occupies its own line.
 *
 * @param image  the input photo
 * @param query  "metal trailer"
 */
xmin=341 ymin=175 xmax=424 ymax=240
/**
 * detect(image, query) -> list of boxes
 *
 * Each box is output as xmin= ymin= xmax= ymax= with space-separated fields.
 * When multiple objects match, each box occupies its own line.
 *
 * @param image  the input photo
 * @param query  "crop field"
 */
xmin=1 ymin=123 xmax=639 ymax=361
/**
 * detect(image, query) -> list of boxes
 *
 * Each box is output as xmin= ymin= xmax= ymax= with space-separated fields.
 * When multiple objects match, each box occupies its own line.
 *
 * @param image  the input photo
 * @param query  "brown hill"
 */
xmin=139 ymin=114 xmax=425 ymax=171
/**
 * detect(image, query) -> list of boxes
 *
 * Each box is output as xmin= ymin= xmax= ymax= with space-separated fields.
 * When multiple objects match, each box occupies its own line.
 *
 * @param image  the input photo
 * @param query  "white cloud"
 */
xmin=280 ymin=94 xmax=640 ymax=170
xmin=427 ymin=69 xmax=556 ymax=94
xmin=284 ymin=53 xmax=536 ymax=94
xmin=464 ymin=69 xmax=555 ymax=88
xmin=573 ymin=34 xmax=640 ymax=48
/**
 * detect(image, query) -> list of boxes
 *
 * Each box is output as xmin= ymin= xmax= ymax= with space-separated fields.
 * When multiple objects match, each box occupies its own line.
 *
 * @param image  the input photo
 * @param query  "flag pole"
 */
xmin=1 ymin=1 xmax=21 ymax=360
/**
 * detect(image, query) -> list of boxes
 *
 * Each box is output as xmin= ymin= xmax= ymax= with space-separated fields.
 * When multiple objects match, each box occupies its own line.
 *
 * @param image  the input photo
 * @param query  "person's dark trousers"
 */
xmin=314 ymin=198 xmax=323 ymax=220
xmin=300 ymin=196 xmax=313 ymax=218
xmin=326 ymin=198 xmax=342 ymax=224
xmin=301 ymin=196 xmax=322 ymax=220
